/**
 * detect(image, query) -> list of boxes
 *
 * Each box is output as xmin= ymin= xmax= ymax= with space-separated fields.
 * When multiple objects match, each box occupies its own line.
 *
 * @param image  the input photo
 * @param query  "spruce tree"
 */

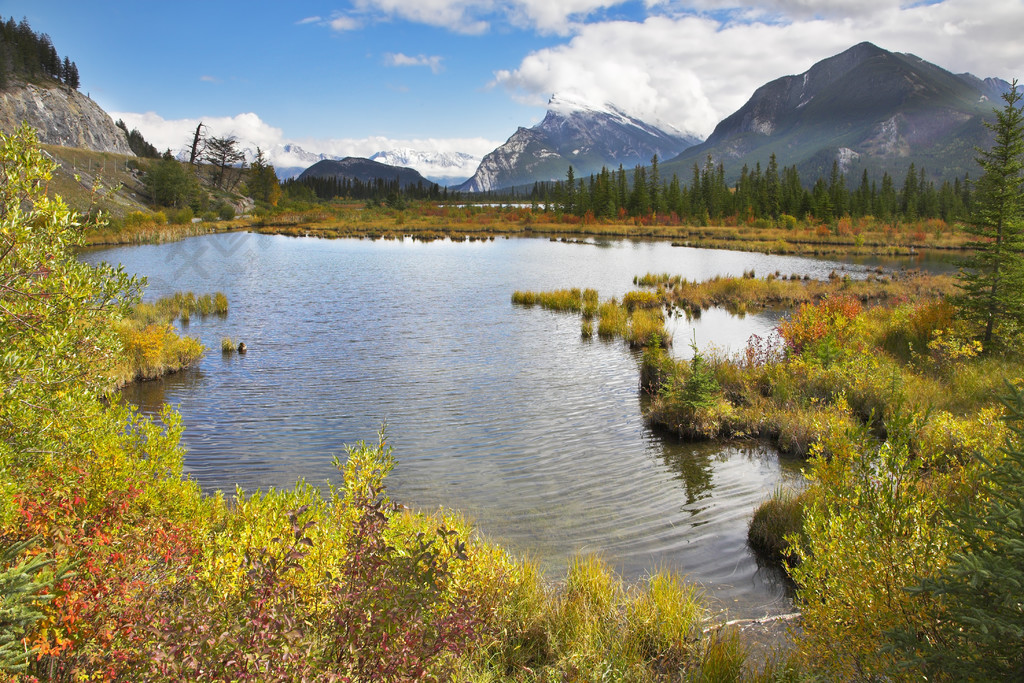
xmin=955 ymin=80 xmax=1024 ymax=347
xmin=0 ymin=539 xmax=57 ymax=673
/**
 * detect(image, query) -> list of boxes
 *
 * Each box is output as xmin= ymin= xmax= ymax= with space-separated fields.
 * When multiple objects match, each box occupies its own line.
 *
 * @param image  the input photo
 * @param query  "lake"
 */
xmin=82 ymin=232 xmax=928 ymax=618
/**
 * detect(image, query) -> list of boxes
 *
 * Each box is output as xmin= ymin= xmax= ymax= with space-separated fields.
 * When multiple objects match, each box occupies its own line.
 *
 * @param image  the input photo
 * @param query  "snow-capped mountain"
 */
xmin=458 ymin=93 xmax=702 ymax=193
xmin=369 ymin=148 xmax=479 ymax=186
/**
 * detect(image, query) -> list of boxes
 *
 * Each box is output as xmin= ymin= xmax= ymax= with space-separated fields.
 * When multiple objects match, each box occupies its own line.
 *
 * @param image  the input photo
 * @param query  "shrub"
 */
xmin=790 ymin=414 xmax=962 ymax=680
xmin=170 ymin=207 xmax=194 ymax=225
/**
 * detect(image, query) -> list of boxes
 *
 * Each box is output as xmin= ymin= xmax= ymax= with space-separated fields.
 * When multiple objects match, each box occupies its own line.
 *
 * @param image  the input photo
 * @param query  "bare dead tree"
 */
xmin=187 ymin=122 xmax=205 ymax=166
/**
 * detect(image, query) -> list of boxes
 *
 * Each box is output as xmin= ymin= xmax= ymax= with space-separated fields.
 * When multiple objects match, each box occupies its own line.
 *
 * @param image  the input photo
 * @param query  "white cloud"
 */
xmin=110 ymin=111 xmax=286 ymax=157
xmin=109 ymin=110 xmax=499 ymax=176
xmin=333 ymin=0 xmax=629 ymax=35
xmin=328 ymin=13 xmax=362 ymax=31
xmin=384 ymin=52 xmax=445 ymax=74
xmin=494 ymin=0 xmax=1024 ymax=137
xmin=296 ymin=15 xmax=322 ymax=24
xmin=199 ymin=75 xmax=220 ymax=83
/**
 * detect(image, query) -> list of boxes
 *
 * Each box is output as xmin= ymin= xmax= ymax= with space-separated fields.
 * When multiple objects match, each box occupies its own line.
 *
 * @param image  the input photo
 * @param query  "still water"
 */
xmin=82 ymin=233 xmax=912 ymax=617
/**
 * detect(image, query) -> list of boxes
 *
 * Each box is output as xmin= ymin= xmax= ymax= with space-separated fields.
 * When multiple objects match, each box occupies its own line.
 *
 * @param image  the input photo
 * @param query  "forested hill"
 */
xmin=0 ymin=16 xmax=79 ymax=90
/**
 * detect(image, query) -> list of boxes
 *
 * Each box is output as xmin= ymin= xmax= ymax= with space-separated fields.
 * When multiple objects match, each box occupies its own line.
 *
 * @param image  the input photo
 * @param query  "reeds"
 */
xmin=511 ymin=288 xmax=598 ymax=313
xmin=596 ymin=300 xmax=628 ymax=338
xmin=627 ymin=308 xmax=670 ymax=349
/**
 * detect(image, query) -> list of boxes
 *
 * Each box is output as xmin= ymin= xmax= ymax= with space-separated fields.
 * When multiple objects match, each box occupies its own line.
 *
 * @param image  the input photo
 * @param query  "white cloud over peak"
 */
xmin=494 ymin=0 xmax=1024 ymax=137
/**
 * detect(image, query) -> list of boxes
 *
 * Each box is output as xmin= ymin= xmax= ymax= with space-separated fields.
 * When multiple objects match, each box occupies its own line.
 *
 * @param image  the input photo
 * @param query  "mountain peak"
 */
xmin=458 ymin=96 xmax=701 ymax=192
xmin=664 ymin=42 xmax=1007 ymax=186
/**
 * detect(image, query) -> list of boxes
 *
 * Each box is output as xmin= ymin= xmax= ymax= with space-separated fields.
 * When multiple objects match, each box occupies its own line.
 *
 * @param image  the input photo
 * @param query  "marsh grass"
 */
xmin=112 ymin=321 xmax=204 ymax=385
xmin=242 ymin=201 xmax=974 ymax=258
xmin=110 ymin=291 xmax=228 ymax=385
xmin=748 ymin=488 xmax=808 ymax=565
xmin=597 ymin=300 xmax=628 ymax=338
xmin=512 ymin=288 xmax=598 ymax=313
xmin=627 ymin=308 xmax=670 ymax=349
xmin=221 ymin=337 xmax=236 ymax=353
xmin=634 ymin=270 xmax=957 ymax=318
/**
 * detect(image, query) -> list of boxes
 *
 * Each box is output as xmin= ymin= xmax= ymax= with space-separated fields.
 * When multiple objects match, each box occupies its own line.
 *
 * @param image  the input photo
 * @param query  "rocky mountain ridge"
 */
xmin=458 ymin=94 xmax=701 ymax=192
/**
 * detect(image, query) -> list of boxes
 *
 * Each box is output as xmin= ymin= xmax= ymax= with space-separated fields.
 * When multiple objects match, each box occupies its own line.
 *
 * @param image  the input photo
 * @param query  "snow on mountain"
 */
xmin=458 ymin=92 xmax=701 ymax=193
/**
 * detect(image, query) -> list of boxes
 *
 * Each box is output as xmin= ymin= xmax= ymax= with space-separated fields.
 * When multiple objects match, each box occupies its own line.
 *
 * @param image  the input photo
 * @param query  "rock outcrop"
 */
xmin=0 ymin=82 xmax=133 ymax=155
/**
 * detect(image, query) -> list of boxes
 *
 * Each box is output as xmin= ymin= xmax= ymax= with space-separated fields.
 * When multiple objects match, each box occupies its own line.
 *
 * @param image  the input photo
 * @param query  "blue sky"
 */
xmin=6 ymin=0 xmax=1024 ymax=171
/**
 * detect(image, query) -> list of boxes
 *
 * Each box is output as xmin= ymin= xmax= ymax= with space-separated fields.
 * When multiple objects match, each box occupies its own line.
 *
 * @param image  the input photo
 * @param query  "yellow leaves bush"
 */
xmin=114 ymin=320 xmax=205 ymax=384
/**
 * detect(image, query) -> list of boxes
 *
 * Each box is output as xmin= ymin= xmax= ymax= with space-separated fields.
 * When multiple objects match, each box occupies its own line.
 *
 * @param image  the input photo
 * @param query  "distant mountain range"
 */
xmin=457 ymin=94 xmax=701 ymax=192
xmin=298 ymin=157 xmax=434 ymax=189
xmin=662 ymin=42 xmax=1012 ymax=185
xmin=271 ymin=144 xmax=478 ymax=186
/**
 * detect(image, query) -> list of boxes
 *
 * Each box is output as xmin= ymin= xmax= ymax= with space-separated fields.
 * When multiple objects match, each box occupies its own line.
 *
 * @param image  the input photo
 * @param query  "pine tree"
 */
xmin=65 ymin=60 xmax=79 ymax=89
xmin=955 ymin=80 xmax=1024 ymax=347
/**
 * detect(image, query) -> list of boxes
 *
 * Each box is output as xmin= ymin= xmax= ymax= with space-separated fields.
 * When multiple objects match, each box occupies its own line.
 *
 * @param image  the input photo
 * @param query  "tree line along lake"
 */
xmin=80 ymin=232 xmax=954 ymax=618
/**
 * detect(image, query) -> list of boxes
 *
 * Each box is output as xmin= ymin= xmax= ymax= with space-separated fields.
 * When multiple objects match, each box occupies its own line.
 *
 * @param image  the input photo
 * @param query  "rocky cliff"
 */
xmin=0 ymin=81 xmax=133 ymax=155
